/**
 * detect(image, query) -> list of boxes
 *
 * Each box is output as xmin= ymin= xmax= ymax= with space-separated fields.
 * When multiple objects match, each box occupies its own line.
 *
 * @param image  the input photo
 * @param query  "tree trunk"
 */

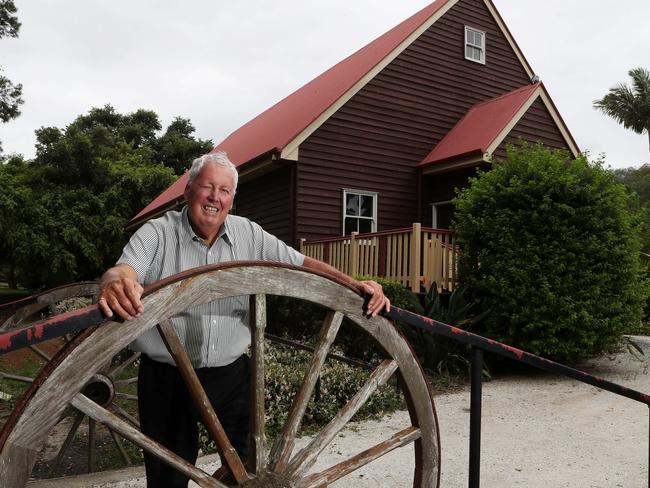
xmin=7 ymin=264 xmax=17 ymax=290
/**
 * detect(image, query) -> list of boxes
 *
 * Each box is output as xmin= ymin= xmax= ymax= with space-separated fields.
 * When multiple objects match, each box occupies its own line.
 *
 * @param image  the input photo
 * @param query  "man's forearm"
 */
xmin=100 ymin=264 xmax=138 ymax=288
xmin=302 ymin=257 xmax=358 ymax=287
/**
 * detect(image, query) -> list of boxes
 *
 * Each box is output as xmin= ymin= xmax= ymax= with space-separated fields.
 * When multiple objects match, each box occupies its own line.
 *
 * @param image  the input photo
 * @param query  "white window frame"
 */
xmin=431 ymin=200 xmax=452 ymax=229
xmin=464 ymin=26 xmax=486 ymax=64
xmin=343 ymin=189 xmax=378 ymax=236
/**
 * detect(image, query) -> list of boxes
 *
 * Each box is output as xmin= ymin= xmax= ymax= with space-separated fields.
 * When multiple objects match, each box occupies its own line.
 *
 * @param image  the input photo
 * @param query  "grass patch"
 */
xmin=0 ymin=287 xmax=31 ymax=305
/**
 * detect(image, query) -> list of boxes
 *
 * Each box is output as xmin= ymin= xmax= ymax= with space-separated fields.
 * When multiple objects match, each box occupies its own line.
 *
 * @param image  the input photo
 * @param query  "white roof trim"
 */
xmin=483 ymin=0 xmax=534 ymax=79
xmin=280 ymin=0 xmax=460 ymax=161
xmin=538 ymin=89 xmax=580 ymax=157
xmin=485 ymin=86 xmax=580 ymax=158
xmin=486 ymin=86 xmax=541 ymax=155
xmin=281 ymin=0 xmax=570 ymax=162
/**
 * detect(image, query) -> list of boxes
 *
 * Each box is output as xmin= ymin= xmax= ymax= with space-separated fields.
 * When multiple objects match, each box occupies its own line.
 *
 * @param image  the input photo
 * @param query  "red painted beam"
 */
xmin=0 ymin=305 xmax=107 ymax=355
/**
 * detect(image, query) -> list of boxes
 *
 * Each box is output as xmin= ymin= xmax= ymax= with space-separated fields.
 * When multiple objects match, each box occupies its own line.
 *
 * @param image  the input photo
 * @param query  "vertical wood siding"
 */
xmin=296 ymin=0 xmax=535 ymax=240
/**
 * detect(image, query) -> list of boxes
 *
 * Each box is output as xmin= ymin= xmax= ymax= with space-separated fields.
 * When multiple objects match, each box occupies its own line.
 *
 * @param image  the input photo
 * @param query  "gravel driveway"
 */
xmin=30 ymin=336 xmax=650 ymax=488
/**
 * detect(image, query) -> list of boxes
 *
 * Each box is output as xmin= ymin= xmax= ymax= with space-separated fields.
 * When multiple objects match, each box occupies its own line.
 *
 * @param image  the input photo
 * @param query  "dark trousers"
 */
xmin=138 ymin=354 xmax=250 ymax=488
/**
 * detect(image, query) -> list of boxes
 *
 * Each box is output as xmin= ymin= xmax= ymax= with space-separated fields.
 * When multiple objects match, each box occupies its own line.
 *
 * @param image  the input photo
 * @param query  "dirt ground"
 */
xmin=29 ymin=336 xmax=650 ymax=488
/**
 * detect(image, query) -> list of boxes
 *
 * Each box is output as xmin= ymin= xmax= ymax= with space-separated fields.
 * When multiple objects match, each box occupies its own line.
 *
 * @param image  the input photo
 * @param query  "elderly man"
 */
xmin=98 ymin=151 xmax=389 ymax=487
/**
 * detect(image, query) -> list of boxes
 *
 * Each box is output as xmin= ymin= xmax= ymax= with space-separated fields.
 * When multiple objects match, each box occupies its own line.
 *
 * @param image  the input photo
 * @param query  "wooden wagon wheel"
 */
xmin=0 ymin=282 xmax=142 ymax=476
xmin=0 ymin=262 xmax=440 ymax=487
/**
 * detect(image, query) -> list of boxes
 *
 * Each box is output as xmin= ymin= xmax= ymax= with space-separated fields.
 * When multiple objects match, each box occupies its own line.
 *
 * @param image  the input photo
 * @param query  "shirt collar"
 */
xmin=181 ymin=206 xmax=232 ymax=247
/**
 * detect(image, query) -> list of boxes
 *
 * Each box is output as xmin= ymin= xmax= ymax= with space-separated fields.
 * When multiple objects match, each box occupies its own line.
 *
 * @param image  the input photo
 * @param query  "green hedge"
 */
xmin=453 ymin=143 xmax=647 ymax=363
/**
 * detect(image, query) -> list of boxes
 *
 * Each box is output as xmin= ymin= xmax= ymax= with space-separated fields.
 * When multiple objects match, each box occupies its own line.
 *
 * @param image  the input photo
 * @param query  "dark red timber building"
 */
xmin=129 ymin=0 xmax=579 ymax=290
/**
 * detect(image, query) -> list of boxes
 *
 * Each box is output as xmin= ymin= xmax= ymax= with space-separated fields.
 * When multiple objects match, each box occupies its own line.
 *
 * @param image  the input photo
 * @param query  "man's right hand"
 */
xmin=98 ymin=265 xmax=144 ymax=321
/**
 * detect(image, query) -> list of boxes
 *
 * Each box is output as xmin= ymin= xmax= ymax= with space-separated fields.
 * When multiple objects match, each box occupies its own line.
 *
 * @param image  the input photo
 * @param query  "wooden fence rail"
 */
xmin=300 ymin=224 xmax=457 ymax=292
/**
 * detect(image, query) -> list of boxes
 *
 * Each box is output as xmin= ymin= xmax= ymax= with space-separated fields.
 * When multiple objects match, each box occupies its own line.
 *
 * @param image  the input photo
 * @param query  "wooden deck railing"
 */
xmin=300 ymin=224 xmax=457 ymax=292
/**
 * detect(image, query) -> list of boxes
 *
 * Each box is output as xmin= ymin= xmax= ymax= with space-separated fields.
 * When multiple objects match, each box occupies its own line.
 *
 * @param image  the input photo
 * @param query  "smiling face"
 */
xmin=184 ymin=163 xmax=235 ymax=244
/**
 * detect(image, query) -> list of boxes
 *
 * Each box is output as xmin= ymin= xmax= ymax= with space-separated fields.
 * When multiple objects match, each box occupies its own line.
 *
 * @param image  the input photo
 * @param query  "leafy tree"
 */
xmin=151 ymin=117 xmax=213 ymax=175
xmin=614 ymin=164 xmax=650 ymax=251
xmin=0 ymin=105 xmax=212 ymax=289
xmin=594 ymin=67 xmax=650 ymax=151
xmin=0 ymin=0 xmax=23 ymax=152
xmin=453 ymin=143 xmax=646 ymax=363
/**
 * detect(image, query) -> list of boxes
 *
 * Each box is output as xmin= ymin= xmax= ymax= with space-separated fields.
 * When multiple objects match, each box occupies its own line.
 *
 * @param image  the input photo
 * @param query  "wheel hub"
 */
xmin=81 ymin=373 xmax=115 ymax=407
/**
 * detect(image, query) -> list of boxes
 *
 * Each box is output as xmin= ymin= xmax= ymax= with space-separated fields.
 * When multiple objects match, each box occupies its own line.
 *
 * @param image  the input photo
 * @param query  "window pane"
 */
xmin=474 ymin=31 xmax=483 ymax=46
xmin=358 ymin=219 xmax=372 ymax=234
xmin=344 ymin=218 xmax=358 ymax=235
xmin=345 ymin=193 xmax=359 ymax=216
xmin=360 ymin=195 xmax=374 ymax=217
xmin=465 ymin=45 xmax=473 ymax=58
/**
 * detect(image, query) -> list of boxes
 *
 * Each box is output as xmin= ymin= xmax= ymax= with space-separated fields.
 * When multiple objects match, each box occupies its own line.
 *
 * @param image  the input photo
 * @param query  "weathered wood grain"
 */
xmin=248 ymin=294 xmax=268 ymax=475
xmin=1 ymin=282 xmax=99 ymax=330
xmin=156 ymin=319 xmax=249 ymax=484
xmin=269 ymin=311 xmax=344 ymax=473
xmin=71 ymin=393 xmax=223 ymax=488
xmin=0 ymin=263 xmax=439 ymax=487
xmin=297 ymin=426 xmax=421 ymax=488
xmin=286 ymin=359 xmax=399 ymax=479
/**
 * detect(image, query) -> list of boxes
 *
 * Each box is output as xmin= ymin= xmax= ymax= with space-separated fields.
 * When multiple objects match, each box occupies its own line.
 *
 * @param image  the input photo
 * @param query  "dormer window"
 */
xmin=465 ymin=26 xmax=485 ymax=64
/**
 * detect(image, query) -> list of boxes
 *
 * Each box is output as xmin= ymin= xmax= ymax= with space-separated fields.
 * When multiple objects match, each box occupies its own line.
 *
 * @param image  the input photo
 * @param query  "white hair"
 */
xmin=186 ymin=151 xmax=238 ymax=193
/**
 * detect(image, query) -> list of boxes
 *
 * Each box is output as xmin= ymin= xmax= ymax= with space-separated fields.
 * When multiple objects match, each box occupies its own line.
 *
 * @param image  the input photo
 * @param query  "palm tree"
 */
xmin=593 ymin=67 xmax=650 ymax=151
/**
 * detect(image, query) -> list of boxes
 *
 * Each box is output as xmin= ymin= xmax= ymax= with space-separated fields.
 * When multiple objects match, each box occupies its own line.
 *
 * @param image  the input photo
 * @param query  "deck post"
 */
xmin=349 ymin=232 xmax=359 ymax=276
xmin=299 ymin=238 xmax=306 ymax=254
xmin=410 ymin=223 xmax=421 ymax=292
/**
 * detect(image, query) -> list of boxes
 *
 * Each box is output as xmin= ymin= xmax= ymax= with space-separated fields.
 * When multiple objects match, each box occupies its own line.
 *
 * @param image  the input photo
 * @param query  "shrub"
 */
xmin=197 ymin=339 xmax=404 ymax=452
xmin=264 ymin=341 xmax=403 ymax=437
xmin=453 ymin=143 xmax=647 ymax=363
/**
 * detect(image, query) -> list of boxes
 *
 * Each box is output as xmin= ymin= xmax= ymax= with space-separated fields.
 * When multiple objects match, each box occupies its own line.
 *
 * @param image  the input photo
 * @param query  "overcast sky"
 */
xmin=1 ymin=0 xmax=649 ymax=169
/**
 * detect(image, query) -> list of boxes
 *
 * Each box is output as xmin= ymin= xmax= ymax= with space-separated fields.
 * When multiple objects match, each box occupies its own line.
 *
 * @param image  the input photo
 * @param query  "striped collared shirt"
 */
xmin=117 ymin=207 xmax=304 ymax=367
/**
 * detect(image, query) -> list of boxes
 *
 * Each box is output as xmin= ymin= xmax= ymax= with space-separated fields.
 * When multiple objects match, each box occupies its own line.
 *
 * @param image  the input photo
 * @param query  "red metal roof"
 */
xmin=418 ymin=82 xmax=541 ymax=167
xmin=130 ymin=0 xmax=452 ymax=225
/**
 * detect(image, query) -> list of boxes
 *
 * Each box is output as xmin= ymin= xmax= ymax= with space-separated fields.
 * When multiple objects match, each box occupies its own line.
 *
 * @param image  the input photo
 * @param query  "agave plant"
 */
xmin=402 ymin=283 xmax=488 ymax=376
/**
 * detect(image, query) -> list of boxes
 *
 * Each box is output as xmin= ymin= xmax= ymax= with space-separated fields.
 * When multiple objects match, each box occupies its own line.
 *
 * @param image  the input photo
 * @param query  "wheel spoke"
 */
xmin=108 ymin=351 xmax=141 ymax=379
xmin=286 ymin=359 xmax=398 ymax=479
xmin=156 ymin=319 xmax=250 ymax=484
xmin=1 ymin=303 xmax=42 ymax=330
xmin=296 ymin=426 xmax=421 ymax=488
xmin=248 ymin=294 xmax=267 ymax=474
xmin=269 ymin=311 xmax=343 ymax=472
xmin=71 ymin=393 xmax=224 ymax=488
xmin=29 ymin=344 xmax=52 ymax=363
xmin=1 ymin=372 xmax=34 ymax=383
xmin=107 ymin=427 xmax=133 ymax=466
xmin=111 ymin=402 xmax=140 ymax=429
xmin=115 ymin=392 xmax=138 ymax=401
xmin=49 ymin=409 xmax=85 ymax=476
xmin=114 ymin=376 xmax=138 ymax=387
xmin=88 ymin=418 xmax=96 ymax=472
